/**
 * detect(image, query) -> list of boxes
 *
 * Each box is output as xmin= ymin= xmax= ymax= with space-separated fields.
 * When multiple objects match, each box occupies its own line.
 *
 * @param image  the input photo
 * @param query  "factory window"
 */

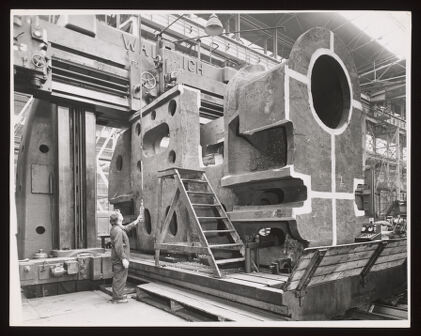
xmin=310 ymin=55 xmax=351 ymax=130
xmin=165 ymin=206 xmax=178 ymax=236
xmin=168 ymin=100 xmax=177 ymax=116
xmin=116 ymin=155 xmax=123 ymax=171
xmin=168 ymin=150 xmax=176 ymax=163
xmin=135 ymin=123 xmax=141 ymax=136
xmin=35 ymin=226 xmax=46 ymax=235
xmin=39 ymin=144 xmax=49 ymax=153
xmin=151 ymin=110 xmax=156 ymax=120
xmin=144 ymin=208 xmax=152 ymax=234
xmin=143 ymin=123 xmax=170 ymax=157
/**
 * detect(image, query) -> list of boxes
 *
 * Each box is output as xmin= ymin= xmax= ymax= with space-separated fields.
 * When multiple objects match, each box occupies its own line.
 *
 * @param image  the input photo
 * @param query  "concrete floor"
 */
xmin=19 ymin=290 xmax=185 ymax=326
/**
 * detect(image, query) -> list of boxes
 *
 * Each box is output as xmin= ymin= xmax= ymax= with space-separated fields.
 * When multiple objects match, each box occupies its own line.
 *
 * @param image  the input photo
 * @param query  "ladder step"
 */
xmin=203 ymin=229 xmax=235 ymax=234
xmin=192 ymin=203 xmax=220 ymax=207
xmin=198 ymin=216 xmax=227 ymax=220
xmin=182 ymin=179 xmax=207 ymax=183
xmin=209 ymin=243 xmax=243 ymax=250
xmin=215 ymin=257 xmax=245 ymax=265
xmin=187 ymin=191 xmax=214 ymax=195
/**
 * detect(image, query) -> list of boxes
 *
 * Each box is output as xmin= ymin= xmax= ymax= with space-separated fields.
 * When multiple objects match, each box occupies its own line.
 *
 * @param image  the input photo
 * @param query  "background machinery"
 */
xmin=13 ymin=14 xmax=407 ymax=320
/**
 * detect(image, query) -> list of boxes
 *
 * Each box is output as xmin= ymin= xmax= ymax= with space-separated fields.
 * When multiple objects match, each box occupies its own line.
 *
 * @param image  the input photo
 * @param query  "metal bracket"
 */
xmin=360 ymin=241 xmax=387 ymax=287
xmin=295 ymin=248 xmax=328 ymax=306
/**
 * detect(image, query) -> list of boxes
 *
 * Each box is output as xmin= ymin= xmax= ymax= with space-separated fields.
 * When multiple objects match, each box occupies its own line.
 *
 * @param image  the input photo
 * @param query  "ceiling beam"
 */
xmin=359 ymin=59 xmax=405 ymax=78
xmin=241 ymin=14 xmax=294 ymax=49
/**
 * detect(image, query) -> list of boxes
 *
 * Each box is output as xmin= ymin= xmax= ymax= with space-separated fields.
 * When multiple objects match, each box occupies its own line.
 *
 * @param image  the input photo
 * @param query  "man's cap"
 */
xmin=110 ymin=209 xmax=123 ymax=223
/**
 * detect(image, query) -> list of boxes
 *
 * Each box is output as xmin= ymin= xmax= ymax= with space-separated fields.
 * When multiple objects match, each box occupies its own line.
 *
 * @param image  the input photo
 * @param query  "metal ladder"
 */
xmin=154 ymin=167 xmax=245 ymax=278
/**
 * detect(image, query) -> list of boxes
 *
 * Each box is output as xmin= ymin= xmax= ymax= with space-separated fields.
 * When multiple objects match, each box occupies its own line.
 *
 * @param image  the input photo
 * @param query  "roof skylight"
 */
xmin=339 ymin=11 xmax=410 ymax=60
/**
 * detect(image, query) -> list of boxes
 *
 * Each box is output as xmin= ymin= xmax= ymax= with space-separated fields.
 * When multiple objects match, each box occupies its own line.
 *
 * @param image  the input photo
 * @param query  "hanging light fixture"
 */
xmin=205 ymin=13 xmax=224 ymax=36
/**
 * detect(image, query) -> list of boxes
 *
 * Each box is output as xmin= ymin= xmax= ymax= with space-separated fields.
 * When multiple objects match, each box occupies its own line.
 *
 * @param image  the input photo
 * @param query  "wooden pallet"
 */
xmin=136 ymin=282 xmax=287 ymax=322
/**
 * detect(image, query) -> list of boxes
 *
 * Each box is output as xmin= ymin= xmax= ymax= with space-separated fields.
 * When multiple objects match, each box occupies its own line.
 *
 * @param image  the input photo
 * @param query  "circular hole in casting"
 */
xmin=168 ymin=100 xmax=177 ymax=116
xmin=144 ymin=208 xmax=152 ymax=234
xmin=39 ymin=144 xmax=49 ymax=153
xmin=257 ymin=228 xmax=286 ymax=247
xmin=116 ymin=155 xmax=123 ymax=171
xmin=168 ymin=150 xmax=176 ymax=163
xmin=36 ymin=226 xmax=46 ymax=234
xmin=310 ymin=55 xmax=351 ymax=129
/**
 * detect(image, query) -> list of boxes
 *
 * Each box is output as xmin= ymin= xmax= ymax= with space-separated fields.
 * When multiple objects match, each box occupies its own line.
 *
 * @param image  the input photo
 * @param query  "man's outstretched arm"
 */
xmin=123 ymin=217 xmax=140 ymax=233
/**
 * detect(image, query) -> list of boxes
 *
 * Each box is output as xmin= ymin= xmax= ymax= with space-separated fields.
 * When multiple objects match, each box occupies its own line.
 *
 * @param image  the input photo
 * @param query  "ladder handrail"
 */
xmin=202 ymin=173 xmax=245 ymax=252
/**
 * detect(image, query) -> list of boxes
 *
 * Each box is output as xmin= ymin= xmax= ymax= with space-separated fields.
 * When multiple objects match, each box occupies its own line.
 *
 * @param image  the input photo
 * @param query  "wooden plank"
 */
xmin=378 ymin=245 xmax=407 ymax=257
xmin=139 ymin=282 xmax=285 ymax=321
xmin=292 ymin=252 xmax=317 ymax=270
xmin=312 ymin=258 xmax=370 ymax=277
xmin=380 ymin=239 xmax=407 ymax=249
xmin=160 ymin=284 xmax=286 ymax=321
xmin=228 ymin=273 xmax=284 ymax=287
xmin=295 ymin=250 xmax=374 ymax=273
xmin=303 ymin=239 xmax=405 ymax=255
xmin=371 ymin=259 xmax=406 ymax=272
xmin=308 ymin=267 xmax=363 ymax=287
xmin=375 ymin=252 xmax=407 ymax=265
xmin=288 ymin=267 xmax=360 ymax=290
xmin=165 ymin=262 xmax=214 ymax=274
xmin=300 ymin=243 xmax=378 ymax=261
xmin=215 ymin=257 xmax=245 ymax=265
xmin=248 ymin=272 xmax=290 ymax=282
xmin=137 ymin=283 xmax=261 ymax=322
xmin=156 ymin=243 xmax=209 ymax=255
xmin=209 ymin=243 xmax=242 ymax=250
xmin=317 ymin=250 xmax=376 ymax=267
xmin=221 ymin=277 xmax=268 ymax=289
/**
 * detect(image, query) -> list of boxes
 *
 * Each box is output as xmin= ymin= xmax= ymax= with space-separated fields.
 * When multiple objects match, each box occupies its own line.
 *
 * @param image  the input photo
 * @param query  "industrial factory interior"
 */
xmin=10 ymin=10 xmax=410 ymax=326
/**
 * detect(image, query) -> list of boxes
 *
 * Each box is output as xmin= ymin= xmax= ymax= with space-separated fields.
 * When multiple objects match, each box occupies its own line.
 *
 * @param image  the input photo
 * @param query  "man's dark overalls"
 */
xmin=110 ymin=221 xmax=137 ymax=301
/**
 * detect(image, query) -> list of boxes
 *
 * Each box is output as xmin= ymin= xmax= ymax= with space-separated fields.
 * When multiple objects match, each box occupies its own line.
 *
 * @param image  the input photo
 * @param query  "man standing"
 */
xmin=109 ymin=209 xmax=141 ymax=303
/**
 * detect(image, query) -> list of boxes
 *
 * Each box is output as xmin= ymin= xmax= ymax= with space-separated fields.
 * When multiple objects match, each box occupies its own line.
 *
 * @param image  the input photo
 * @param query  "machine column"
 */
xmin=57 ymin=106 xmax=97 ymax=250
